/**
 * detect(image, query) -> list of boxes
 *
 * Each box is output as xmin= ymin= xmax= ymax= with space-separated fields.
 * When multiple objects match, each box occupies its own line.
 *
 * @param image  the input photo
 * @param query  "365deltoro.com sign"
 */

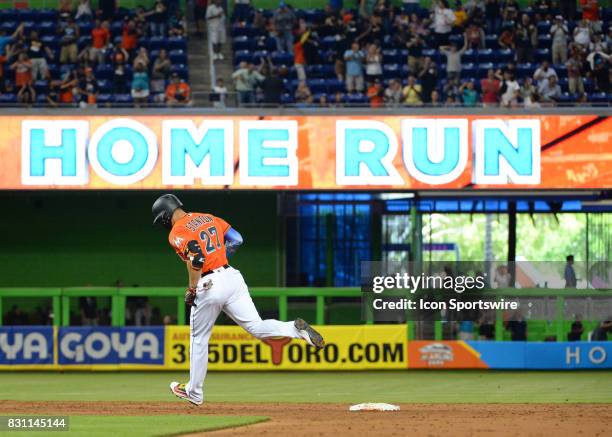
xmin=1 ymin=115 xmax=609 ymax=190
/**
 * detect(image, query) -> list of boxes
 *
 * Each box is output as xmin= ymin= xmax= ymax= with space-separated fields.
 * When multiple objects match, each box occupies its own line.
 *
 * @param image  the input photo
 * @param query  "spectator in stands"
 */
xmin=565 ymin=255 xmax=577 ymax=288
xmin=539 ymin=74 xmax=561 ymax=104
xmin=502 ymin=0 xmax=519 ymax=22
xmin=384 ymin=78 xmax=403 ymax=106
xmin=5 ymin=305 xmax=28 ymax=325
xmin=454 ymin=1 xmax=469 ymax=31
xmin=76 ymin=0 xmax=93 ymax=21
xmin=514 ymin=14 xmax=537 ymax=63
xmin=10 ymin=52 xmax=32 ymax=88
xmin=133 ymin=47 xmax=149 ymax=70
xmin=169 ymin=10 xmax=187 ymax=37
xmin=294 ymin=81 xmax=312 ymax=104
xmin=402 ymin=75 xmax=423 ymax=106
xmin=533 ymin=60 xmax=557 ymax=93
xmin=207 ymin=0 xmax=227 ymax=61
xmin=589 ymin=53 xmax=610 ymax=93
xmin=481 ymin=68 xmax=500 ymax=106
xmin=484 ymin=0 xmax=501 ymax=33
xmin=505 ymin=310 xmax=527 ymax=341
xmin=367 ymin=78 xmax=384 ymax=107
xmin=499 ymin=70 xmax=520 ymax=107
xmin=406 ymin=34 xmax=425 ymax=75
xmin=17 ymin=81 xmax=35 ymax=104
xmin=567 ymin=51 xmax=585 ymax=95
xmin=498 ymin=23 xmax=516 ymax=50
xmin=521 ymin=77 xmax=539 ymax=107
xmin=567 ymin=316 xmax=584 ymax=341
xmin=90 ymin=21 xmax=111 ymax=65
xmin=365 ymin=43 xmax=383 ymax=83
xmin=440 ymin=36 xmax=468 ymax=81
xmin=211 ymin=77 xmax=228 ymax=108
xmin=131 ymin=62 xmax=150 ymax=107
xmin=77 ymin=67 xmax=98 ymax=107
xmin=460 ymin=80 xmax=478 ymax=106
xmin=27 ymin=31 xmax=53 ymax=82
xmin=261 ymin=66 xmax=285 ymax=105
xmin=151 ymin=48 xmax=171 ymax=101
xmin=580 ymin=0 xmax=600 ymax=28
xmin=431 ymin=0 xmax=456 ymax=47
xmin=80 ymin=297 xmax=99 ymax=326
xmin=232 ymin=62 xmax=264 ymax=105
xmin=145 ymin=0 xmax=168 ymax=37
xmin=273 ymin=1 xmax=297 ymax=54
xmin=58 ymin=17 xmax=80 ymax=64
xmin=465 ymin=20 xmax=485 ymax=49
xmin=111 ymin=47 xmax=129 ymax=93
xmin=121 ymin=20 xmax=140 ymax=56
xmin=344 ymin=41 xmax=365 ymax=93
xmin=550 ymin=16 xmax=569 ymax=65
xmin=573 ymin=19 xmax=592 ymax=49
xmin=590 ymin=320 xmax=612 ymax=341
xmin=46 ymin=81 xmax=61 ymax=106
xmin=418 ymin=57 xmax=438 ymax=103
xmin=478 ymin=311 xmax=495 ymax=340
xmin=78 ymin=41 xmax=98 ymax=67
xmin=294 ymin=30 xmax=310 ymax=83
xmin=533 ymin=0 xmax=554 ymax=22
xmin=430 ymin=89 xmax=441 ymax=106
xmin=165 ymin=72 xmax=192 ymax=106
xmin=59 ymin=69 xmax=79 ymax=104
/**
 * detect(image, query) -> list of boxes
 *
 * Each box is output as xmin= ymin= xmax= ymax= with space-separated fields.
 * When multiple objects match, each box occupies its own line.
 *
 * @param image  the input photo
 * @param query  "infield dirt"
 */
xmin=0 ymin=401 xmax=609 ymax=437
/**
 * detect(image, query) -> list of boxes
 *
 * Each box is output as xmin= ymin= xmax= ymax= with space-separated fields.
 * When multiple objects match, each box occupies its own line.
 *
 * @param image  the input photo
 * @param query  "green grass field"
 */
xmin=1 ymin=371 xmax=611 ymax=404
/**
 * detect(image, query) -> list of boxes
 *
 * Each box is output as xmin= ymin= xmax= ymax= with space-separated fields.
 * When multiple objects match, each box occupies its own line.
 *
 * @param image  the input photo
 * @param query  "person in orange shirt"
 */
xmin=165 ymin=73 xmax=192 ymax=106
xmin=367 ymin=79 xmax=384 ymax=107
xmin=91 ymin=20 xmax=110 ymax=64
xmin=293 ymin=30 xmax=310 ymax=83
xmin=580 ymin=0 xmax=599 ymax=22
xmin=121 ymin=20 xmax=140 ymax=53
xmin=10 ymin=53 xmax=33 ymax=87
xmin=152 ymin=194 xmax=324 ymax=406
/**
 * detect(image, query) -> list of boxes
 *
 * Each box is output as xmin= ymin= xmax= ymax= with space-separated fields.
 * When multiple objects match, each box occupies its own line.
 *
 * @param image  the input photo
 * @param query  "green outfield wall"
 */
xmin=0 ymin=191 xmax=280 ymax=288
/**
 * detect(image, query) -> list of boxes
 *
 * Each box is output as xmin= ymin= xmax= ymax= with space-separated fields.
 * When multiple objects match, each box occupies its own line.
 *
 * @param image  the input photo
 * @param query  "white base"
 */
xmin=349 ymin=403 xmax=400 ymax=412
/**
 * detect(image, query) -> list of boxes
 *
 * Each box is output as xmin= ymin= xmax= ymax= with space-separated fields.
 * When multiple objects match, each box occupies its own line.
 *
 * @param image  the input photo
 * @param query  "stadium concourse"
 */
xmin=0 ymin=0 xmax=610 ymax=107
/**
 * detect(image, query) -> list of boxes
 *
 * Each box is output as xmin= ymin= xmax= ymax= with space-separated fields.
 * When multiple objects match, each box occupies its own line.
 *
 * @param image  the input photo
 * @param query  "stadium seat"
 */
xmin=39 ymin=21 xmax=56 ymax=36
xmin=496 ymin=49 xmax=514 ymax=64
xmin=477 ymin=49 xmax=494 ymax=63
xmin=167 ymin=37 xmax=187 ymax=51
xmin=33 ymin=80 xmax=49 ymax=94
xmin=234 ymin=50 xmax=254 ymax=64
xmin=0 ymin=94 xmax=17 ymax=104
xmin=95 ymin=64 xmax=113 ymax=80
xmin=270 ymin=51 xmax=294 ymax=66
xmin=280 ymin=93 xmax=295 ymax=104
xmin=537 ymin=20 xmax=551 ymax=34
xmin=517 ymin=63 xmax=536 ymax=78
xmin=383 ymin=64 xmax=400 ymax=80
xmin=308 ymin=79 xmax=327 ymax=94
xmin=461 ymin=63 xmax=477 ymax=79
xmin=346 ymin=93 xmax=368 ymax=105
xmin=589 ymin=92 xmax=608 ymax=104
xmin=326 ymin=79 xmax=345 ymax=94
xmin=537 ymin=34 xmax=552 ymax=49
xmin=113 ymin=94 xmax=133 ymax=106
xmin=171 ymin=64 xmax=189 ymax=80
xmin=96 ymin=94 xmax=113 ymax=105
xmin=169 ymin=50 xmax=188 ymax=64
xmin=232 ymin=36 xmax=252 ymax=51
xmin=462 ymin=49 xmax=477 ymax=64
xmin=485 ymin=34 xmax=499 ymax=49
xmin=535 ymin=48 xmax=551 ymax=62
xmin=148 ymin=37 xmax=168 ymax=50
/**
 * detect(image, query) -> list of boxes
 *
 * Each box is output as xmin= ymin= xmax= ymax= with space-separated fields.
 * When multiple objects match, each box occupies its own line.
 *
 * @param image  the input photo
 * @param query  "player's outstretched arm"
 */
xmin=225 ymin=227 xmax=243 ymax=257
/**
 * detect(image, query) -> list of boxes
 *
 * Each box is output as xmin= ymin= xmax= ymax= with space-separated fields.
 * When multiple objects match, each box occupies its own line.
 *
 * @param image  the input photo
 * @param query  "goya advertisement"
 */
xmin=165 ymin=325 xmax=408 ymax=370
xmin=1 ymin=115 xmax=610 ymax=190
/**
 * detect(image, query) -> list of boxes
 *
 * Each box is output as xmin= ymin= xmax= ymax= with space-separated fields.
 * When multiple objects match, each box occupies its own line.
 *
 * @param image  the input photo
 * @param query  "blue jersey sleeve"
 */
xmin=224 ymin=227 xmax=243 ymax=257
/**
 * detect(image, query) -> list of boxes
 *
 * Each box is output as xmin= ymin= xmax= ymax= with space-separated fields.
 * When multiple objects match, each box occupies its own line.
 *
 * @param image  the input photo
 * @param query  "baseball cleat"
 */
xmin=295 ymin=318 xmax=325 ymax=350
xmin=169 ymin=382 xmax=202 ymax=406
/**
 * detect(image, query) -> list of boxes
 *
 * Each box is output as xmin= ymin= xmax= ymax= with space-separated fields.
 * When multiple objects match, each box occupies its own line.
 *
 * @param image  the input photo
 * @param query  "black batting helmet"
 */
xmin=152 ymin=194 xmax=183 ymax=229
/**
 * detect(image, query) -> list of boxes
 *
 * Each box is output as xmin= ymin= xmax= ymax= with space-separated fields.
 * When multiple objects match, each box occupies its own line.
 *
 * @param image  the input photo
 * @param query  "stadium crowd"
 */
xmin=0 ymin=0 xmax=190 ymax=106
xmin=230 ymin=0 xmax=611 ymax=107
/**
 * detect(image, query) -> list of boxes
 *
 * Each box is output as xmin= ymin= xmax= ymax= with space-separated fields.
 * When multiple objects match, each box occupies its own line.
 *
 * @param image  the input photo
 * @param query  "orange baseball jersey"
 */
xmin=168 ymin=212 xmax=231 ymax=272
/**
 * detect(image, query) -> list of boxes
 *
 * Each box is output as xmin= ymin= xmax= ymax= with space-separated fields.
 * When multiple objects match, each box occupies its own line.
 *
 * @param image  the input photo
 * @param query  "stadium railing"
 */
xmin=1 ymin=287 xmax=610 ymax=341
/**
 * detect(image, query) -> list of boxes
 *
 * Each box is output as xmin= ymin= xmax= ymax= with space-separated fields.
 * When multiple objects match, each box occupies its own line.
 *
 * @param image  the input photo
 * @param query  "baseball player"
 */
xmin=152 ymin=194 xmax=324 ymax=406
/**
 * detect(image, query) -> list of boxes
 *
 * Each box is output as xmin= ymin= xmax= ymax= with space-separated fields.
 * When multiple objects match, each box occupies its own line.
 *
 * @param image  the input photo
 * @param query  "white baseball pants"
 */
xmin=185 ymin=266 xmax=301 ymax=403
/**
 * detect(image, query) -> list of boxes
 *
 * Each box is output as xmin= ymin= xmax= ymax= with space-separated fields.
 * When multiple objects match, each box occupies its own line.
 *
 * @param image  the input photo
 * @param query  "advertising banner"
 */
xmin=0 ymin=326 xmax=54 ymax=367
xmin=165 ymin=324 xmax=407 ymax=370
xmin=408 ymin=341 xmax=612 ymax=369
xmin=57 ymin=327 xmax=165 ymax=368
xmin=1 ymin=115 xmax=610 ymax=190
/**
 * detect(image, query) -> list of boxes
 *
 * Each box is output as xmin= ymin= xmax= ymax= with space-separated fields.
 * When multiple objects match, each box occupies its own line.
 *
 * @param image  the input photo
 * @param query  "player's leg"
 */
xmin=182 ymin=280 xmax=224 ymax=404
xmin=221 ymin=268 xmax=325 ymax=348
